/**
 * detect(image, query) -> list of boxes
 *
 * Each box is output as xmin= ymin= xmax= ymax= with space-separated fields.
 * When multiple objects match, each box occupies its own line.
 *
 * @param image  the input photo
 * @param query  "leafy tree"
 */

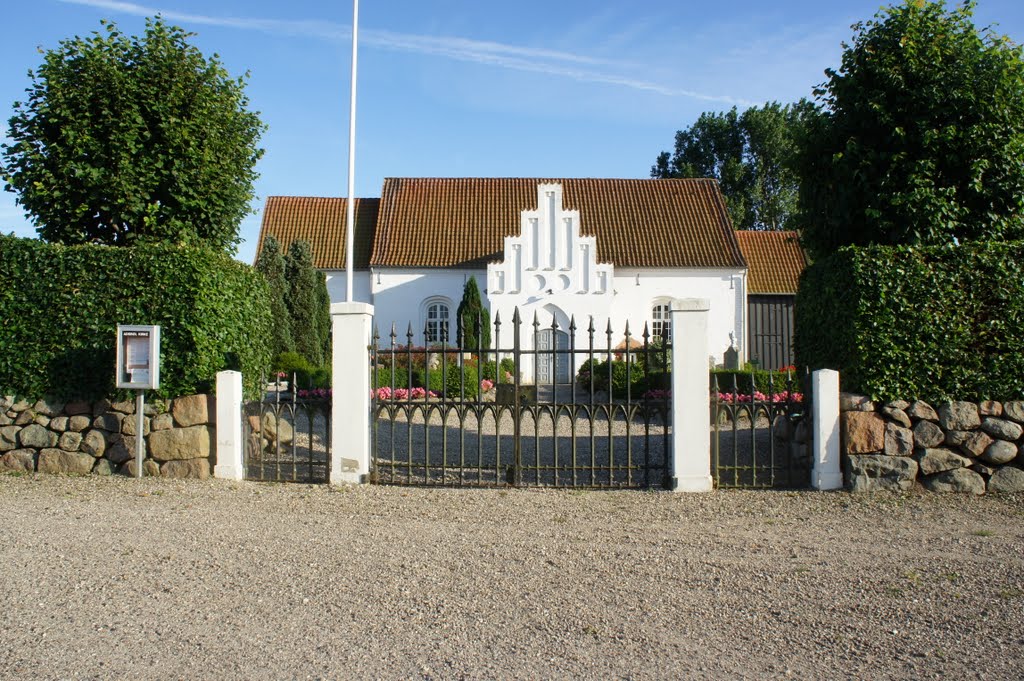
xmin=284 ymin=240 xmax=329 ymax=367
xmin=456 ymin=276 xmax=490 ymax=351
xmin=314 ymin=268 xmax=331 ymax=362
xmin=797 ymin=0 xmax=1024 ymax=257
xmin=0 ymin=18 xmax=265 ymax=252
xmin=255 ymin=235 xmax=294 ymax=359
xmin=652 ymin=101 xmax=812 ymax=231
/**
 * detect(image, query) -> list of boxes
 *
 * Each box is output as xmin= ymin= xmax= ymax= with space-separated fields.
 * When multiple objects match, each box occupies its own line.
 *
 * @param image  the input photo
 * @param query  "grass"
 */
xmin=971 ymin=529 xmax=996 ymax=537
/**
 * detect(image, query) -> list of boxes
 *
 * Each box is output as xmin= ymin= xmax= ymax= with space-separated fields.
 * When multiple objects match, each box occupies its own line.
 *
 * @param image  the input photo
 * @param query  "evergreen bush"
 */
xmin=0 ymin=236 xmax=272 ymax=400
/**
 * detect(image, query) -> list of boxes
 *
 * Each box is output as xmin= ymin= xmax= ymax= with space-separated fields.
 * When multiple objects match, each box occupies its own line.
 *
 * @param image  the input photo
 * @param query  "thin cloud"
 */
xmin=58 ymin=0 xmax=750 ymax=105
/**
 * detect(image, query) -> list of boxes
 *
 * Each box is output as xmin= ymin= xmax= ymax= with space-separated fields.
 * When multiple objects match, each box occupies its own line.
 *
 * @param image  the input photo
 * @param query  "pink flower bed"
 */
xmin=373 ymin=386 xmax=438 ymax=401
xmin=716 ymin=391 xmax=803 ymax=404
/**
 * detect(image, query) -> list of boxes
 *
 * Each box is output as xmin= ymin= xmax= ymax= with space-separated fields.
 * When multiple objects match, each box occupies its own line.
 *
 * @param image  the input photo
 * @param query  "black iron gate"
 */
xmin=371 ymin=309 xmax=671 ymax=489
xmin=243 ymin=378 xmax=331 ymax=483
xmin=710 ymin=371 xmax=810 ymax=488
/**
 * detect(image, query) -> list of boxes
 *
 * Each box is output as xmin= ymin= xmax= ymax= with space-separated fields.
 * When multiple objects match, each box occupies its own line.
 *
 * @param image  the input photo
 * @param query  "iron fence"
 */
xmin=710 ymin=371 xmax=810 ymax=488
xmin=242 ymin=376 xmax=331 ymax=483
xmin=371 ymin=308 xmax=671 ymax=489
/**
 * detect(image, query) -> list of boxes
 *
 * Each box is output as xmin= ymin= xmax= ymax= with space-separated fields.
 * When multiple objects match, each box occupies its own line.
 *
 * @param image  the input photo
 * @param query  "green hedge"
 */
xmin=795 ymin=241 xmax=1024 ymax=401
xmin=0 ymin=236 xmax=272 ymax=400
xmin=710 ymin=369 xmax=795 ymax=396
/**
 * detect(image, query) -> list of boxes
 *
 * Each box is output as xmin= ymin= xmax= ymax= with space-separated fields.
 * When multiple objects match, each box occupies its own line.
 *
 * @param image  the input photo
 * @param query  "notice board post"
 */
xmin=115 ymin=325 xmax=161 ymax=478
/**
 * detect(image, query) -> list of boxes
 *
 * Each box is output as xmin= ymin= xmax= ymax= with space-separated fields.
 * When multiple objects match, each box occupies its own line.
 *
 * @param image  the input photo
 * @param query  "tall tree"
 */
xmin=284 ymin=240 xmax=329 ymax=366
xmin=255 ymin=235 xmax=294 ymax=359
xmin=797 ymin=0 xmax=1024 ymax=257
xmin=456 ymin=276 xmax=490 ymax=351
xmin=652 ymin=101 xmax=811 ymax=231
xmin=0 ymin=18 xmax=265 ymax=252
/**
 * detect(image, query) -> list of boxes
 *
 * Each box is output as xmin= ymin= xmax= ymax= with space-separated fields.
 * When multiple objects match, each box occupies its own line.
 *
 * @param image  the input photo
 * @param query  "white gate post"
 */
xmin=811 ymin=369 xmax=843 ymax=490
xmin=214 ymin=370 xmax=244 ymax=480
xmin=331 ymin=302 xmax=375 ymax=484
xmin=669 ymin=298 xmax=713 ymax=492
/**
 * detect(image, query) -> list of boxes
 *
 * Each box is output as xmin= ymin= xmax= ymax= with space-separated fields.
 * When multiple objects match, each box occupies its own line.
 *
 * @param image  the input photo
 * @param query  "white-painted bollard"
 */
xmin=330 ymin=302 xmax=375 ymax=484
xmin=811 ymin=369 xmax=843 ymax=490
xmin=669 ymin=298 xmax=713 ymax=492
xmin=214 ymin=370 xmax=244 ymax=480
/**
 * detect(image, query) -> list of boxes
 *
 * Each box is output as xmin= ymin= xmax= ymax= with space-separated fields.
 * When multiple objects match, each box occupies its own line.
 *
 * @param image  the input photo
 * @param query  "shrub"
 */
xmin=576 ymin=358 xmax=645 ymax=397
xmin=480 ymin=357 xmax=516 ymax=382
xmin=0 ymin=236 xmax=272 ymax=400
xmin=710 ymin=369 xmax=795 ymax=397
xmin=795 ymin=241 xmax=1024 ymax=401
xmin=415 ymin=361 xmax=479 ymax=400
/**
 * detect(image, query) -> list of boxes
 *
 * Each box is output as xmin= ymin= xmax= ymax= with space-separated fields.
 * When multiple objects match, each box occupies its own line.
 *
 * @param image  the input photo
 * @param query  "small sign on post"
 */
xmin=115 ymin=325 xmax=161 ymax=478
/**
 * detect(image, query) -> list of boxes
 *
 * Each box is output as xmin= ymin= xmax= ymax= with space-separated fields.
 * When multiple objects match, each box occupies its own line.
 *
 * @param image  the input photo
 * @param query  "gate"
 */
xmin=242 ymin=378 xmax=331 ymax=483
xmin=710 ymin=371 xmax=810 ymax=488
xmin=371 ymin=309 xmax=671 ymax=488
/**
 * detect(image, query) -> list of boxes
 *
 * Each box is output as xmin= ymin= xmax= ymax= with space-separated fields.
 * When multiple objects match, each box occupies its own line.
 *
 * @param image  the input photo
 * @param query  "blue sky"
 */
xmin=2 ymin=0 xmax=1024 ymax=263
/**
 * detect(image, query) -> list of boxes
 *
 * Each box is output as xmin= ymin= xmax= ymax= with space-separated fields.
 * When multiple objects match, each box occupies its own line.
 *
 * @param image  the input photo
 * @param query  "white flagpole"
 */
xmin=344 ymin=0 xmax=359 ymax=302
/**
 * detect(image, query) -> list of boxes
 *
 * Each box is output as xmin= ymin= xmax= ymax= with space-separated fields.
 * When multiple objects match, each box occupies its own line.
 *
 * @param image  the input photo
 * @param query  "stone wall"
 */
xmin=841 ymin=394 xmax=1024 ymax=494
xmin=0 ymin=394 xmax=214 ymax=478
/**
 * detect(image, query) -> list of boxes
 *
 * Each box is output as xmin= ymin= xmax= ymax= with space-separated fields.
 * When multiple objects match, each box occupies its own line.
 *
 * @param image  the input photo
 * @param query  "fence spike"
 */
xmin=532 ymin=311 xmax=540 ymax=331
xmin=569 ymin=315 xmax=577 ymax=333
xmin=512 ymin=307 xmax=521 ymax=325
xmin=551 ymin=314 xmax=559 ymax=331
xmin=406 ymin=322 xmax=414 ymax=344
xmin=587 ymin=316 xmax=595 ymax=334
xmin=642 ymin=322 xmax=650 ymax=342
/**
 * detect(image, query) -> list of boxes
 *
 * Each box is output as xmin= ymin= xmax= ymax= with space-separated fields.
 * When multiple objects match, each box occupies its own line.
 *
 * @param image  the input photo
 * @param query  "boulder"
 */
xmin=1003 ymin=401 xmax=1024 ymax=424
xmin=109 ymin=400 xmax=135 ymax=414
xmin=959 ymin=431 xmax=994 ymax=458
xmin=32 ymin=399 xmax=64 ymax=417
xmin=978 ymin=401 xmax=1003 ymax=417
xmin=971 ymin=463 xmax=996 ymax=479
xmin=121 ymin=459 xmax=160 ymax=477
xmin=92 ymin=414 xmax=121 ymax=433
xmin=988 ymin=467 xmax=1024 ymax=494
xmin=261 ymin=413 xmax=294 ymax=447
xmin=938 ymin=402 xmax=980 ymax=431
xmin=121 ymin=415 xmax=150 ymax=437
xmin=880 ymin=406 xmax=912 ymax=429
xmin=922 ymin=468 xmax=985 ymax=495
xmin=884 ymin=422 xmax=914 ymax=457
xmin=150 ymin=413 xmax=174 ymax=431
xmin=945 ymin=430 xmax=973 ymax=448
xmin=840 ymin=393 xmax=874 ymax=412
xmin=37 ymin=449 xmax=94 ymax=475
xmin=981 ymin=440 xmax=1017 ymax=466
xmin=9 ymin=398 xmax=30 ymax=413
xmin=148 ymin=425 xmax=212 ymax=462
xmin=105 ymin=436 xmax=134 ymax=465
xmin=18 ymin=423 xmax=57 ymax=449
xmin=0 ymin=413 xmax=11 ymax=426
xmin=160 ymin=459 xmax=211 ymax=480
xmin=91 ymin=399 xmax=111 ymax=417
xmin=845 ymin=454 xmax=918 ymax=492
xmin=15 ymin=411 xmax=34 ymax=426
xmin=49 ymin=416 xmax=69 ymax=433
xmin=58 ymin=431 xmax=82 ymax=453
xmin=33 ymin=415 xmax=51 ymax=428
xmin=980 ymin=418 xmax=1023 ymax=442
xmin=92 ymin=459 xmax=116 ymax=476
xmin=0 ymin=449 xmax=35 ymax=473
xmin=912 ymin=420 xmax=945 ymax=449
xmin=80 ymin=430 xmax=107 ymax=458
xmin=68 ymin=415 xmax=91 ymax=432
xmin=0 ymin=426 xmax=19 ymax=452
xmin=907 ymin=401 xmax=938 ymax=422
xmin=172 ymin=394 xmax=214 ymax=428
xmin=884 ymin=400 xmax=910 ymax=411
xmin=914 ymin=448 xmax=970 ymax=475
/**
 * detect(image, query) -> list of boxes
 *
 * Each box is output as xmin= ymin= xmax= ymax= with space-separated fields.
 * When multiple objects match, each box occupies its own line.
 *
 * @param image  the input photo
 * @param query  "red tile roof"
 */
xmin=370 ymin=178 xmax=746 ymax=269
xmin=734 ymin=230 xmax=807 ymax=294
xmin=254 ymin=196 xmax=378 ymax=269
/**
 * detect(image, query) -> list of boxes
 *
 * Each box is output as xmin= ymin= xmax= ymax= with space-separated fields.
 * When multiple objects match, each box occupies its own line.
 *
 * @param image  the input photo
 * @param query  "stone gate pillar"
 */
xmin=331 ymin=302 xmax=375 ymax=484
xmin=669 ymin=298 xmax=713 ymax=492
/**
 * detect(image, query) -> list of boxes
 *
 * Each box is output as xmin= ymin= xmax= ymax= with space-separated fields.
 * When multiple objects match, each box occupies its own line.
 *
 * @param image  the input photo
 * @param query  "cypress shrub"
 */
xmin=255 ymin=235 xmax=294 ymax=358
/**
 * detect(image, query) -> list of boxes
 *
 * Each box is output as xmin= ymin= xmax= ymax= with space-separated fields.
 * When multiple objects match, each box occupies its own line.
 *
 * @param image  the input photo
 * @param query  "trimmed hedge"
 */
xmin=0 ymin=236 xmax=272 ymax=400
xmin=795 ymin=241 xmax=1024 ymax=401
xmin=710 ymin=369 xmax=795 ymax=396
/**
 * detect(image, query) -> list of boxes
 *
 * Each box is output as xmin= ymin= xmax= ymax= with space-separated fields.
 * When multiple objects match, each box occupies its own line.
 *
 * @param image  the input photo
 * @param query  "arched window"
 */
xmin=652 ymin=302 xmax=671 ymax=343
xmin=424 ymin=299 xmax=450 ymax=344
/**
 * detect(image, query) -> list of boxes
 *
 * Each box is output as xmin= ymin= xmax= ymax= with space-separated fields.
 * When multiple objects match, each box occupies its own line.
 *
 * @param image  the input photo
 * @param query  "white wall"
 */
xmin=370 ymin=268 xmax=488 ymax=347
xmin=324 ymin=269 xmax=373 ymax=306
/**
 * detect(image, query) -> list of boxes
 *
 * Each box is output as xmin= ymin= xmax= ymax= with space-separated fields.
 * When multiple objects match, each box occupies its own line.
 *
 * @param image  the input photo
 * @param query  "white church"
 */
xmin=256 ymin=177 xmax=801 ymax=382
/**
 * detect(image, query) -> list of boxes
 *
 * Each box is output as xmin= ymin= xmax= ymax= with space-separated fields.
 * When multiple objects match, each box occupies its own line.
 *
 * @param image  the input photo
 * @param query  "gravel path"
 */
xmin=1 ymin=474 xmax=1022 ymax=680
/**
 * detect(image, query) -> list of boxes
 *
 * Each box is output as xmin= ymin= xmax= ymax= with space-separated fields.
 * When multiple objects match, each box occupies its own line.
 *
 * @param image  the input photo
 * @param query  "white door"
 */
xmin=537 ymin=329 xmax=570 ymax=384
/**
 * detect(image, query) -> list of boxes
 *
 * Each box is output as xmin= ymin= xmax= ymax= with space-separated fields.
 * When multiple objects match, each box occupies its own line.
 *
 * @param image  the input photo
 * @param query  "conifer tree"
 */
xmin=284 ymin=240 xmax=324 ymax=366
xmin=254 ymin=235 xmax=293 ymax=359
xmin=456 ymin=276 xmax=490 ymax=351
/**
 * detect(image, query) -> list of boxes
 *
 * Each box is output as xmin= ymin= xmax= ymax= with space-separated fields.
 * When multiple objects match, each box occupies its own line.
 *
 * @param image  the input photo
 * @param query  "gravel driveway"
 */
xmin=1 ymin=474 xmax=1022 ymax=680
